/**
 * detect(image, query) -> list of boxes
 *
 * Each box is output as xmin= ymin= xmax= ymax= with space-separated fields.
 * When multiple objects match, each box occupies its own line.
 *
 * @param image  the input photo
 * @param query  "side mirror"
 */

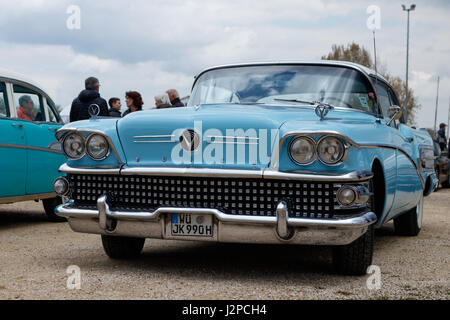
xmin=387 ymin=105 xmax=403 ymax=126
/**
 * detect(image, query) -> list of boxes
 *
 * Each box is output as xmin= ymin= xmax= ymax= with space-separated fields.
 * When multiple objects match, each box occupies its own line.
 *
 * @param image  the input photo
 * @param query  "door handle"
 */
xmin=11 ymin=123 xmax=23 ymax=128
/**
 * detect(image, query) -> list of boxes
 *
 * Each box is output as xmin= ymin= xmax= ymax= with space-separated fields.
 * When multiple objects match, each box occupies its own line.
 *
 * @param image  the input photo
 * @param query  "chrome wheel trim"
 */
xmin=417 ymin=194 xmax=424 ymax=229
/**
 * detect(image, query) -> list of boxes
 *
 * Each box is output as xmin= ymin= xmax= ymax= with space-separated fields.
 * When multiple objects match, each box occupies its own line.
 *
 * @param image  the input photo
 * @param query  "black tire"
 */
xmin=42 ymin=197 xmax=66 ymax=222
xmin=332 ymin=225 xmax=374 ymax=276
xmin=394 ymin=194 xmax=423 ymax=236
xmin=101 ymin=235 xmax=145 ymax=259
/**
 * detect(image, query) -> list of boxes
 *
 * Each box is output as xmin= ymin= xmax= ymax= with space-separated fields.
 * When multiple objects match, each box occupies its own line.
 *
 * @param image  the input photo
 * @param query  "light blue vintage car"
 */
xmin=54 ymin=61 xmax=437 ymax=274
xmin=0 ymin=70 xmax=66 ymax=221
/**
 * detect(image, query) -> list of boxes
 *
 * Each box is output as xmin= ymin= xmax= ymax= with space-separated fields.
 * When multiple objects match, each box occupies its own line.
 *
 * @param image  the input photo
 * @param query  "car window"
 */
xmin=374 ymin=83 xmax=392 ymax=121
xmin=12 ymin=84 xmax=45 ymax=122
xmin=44 ymin=99 xmax=59 ymax=123
xmin=189 ymin=65 xmax=377 ymax=113
xmin=0 ymin=82 xmax=9 ymax=117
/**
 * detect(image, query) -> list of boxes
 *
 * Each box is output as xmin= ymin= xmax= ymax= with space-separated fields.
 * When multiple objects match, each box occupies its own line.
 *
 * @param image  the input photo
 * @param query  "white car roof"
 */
xmin=194 ymin=60 xmax=389 ymax=84
xmin=0 ymin=68 xmax=53 ymax=101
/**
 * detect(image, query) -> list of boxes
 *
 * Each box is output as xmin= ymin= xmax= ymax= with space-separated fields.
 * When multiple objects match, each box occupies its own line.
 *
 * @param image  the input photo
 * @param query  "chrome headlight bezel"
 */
xmin=62 ymin=133 xmax=86 ymax=160
xmin=316 ymin=135 xmax=347 ymax=166
xmin=53 ymin=177 xmax=70 ymax=196
xmin=289 ymin=136 xmax=317 ymax=165
xmin=85 ymin=133 xmax=110 ymax=160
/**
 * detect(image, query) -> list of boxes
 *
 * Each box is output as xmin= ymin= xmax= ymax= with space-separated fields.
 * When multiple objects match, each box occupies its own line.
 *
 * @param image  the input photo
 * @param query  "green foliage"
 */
xmin=321 ymin=42 xmax=420 ymax=125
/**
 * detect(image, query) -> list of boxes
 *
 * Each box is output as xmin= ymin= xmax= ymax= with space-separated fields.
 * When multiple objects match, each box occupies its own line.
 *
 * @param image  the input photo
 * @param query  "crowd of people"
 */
xmin=69 ymin=76 xmax=184 ymax=122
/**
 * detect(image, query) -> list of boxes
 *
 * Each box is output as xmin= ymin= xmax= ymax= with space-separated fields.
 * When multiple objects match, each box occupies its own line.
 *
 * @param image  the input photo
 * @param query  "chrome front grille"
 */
xmin=67 ymin=174 xmax=340 ymax=218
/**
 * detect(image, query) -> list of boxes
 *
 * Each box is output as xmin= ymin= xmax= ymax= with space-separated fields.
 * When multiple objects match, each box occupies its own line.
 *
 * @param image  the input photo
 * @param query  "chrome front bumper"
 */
xmin=56 ymin=195 xmax=377 ymax=245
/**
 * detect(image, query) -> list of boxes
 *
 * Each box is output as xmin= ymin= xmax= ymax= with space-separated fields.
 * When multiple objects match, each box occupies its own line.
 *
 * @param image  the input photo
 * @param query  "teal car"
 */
xmin=0 ymin=71 xmax=66 ymax=221
xmin=54 ymin=61 xmax=437 ymax=274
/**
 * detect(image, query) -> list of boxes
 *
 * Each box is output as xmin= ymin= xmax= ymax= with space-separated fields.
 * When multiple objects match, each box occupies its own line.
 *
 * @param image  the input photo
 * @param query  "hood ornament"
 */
xmin=88 ymin=104 xmax=100 ymax=119
xmin=179 ymin=129 xmax=200 ymax=152
xmin=314 ymin=103 xmax=334 ymax=121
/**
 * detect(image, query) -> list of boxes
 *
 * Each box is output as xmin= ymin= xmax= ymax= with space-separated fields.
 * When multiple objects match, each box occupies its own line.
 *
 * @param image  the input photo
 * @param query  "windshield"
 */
xmin=188 ymin=65 xmax=377 ymax=113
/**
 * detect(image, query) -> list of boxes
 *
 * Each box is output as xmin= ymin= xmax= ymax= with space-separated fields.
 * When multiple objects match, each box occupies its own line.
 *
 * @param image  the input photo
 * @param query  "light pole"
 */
xmin=402 ymin=4 xmax=415 ymax=124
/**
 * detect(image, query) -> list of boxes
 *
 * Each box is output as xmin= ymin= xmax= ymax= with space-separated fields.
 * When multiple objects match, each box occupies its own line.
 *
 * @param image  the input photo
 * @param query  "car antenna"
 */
xmin=372 ymin=30 xmax=381 ymax=122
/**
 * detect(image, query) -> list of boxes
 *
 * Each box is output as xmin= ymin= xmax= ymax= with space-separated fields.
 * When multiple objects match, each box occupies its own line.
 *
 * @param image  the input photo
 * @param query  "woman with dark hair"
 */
xmin=122 ymin=91 xmax=144 ymax=117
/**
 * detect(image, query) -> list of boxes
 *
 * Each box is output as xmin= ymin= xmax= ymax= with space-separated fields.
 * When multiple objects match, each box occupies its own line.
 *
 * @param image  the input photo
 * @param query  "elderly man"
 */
xmin=154 ymin=93 xmax=173 ymax=109
xmin=165 ymin=89 xmax=184 ymax=107
xmin=70 ymin=76 xmax=109 ymax=122
xmin=17 ymin=95 xmax=36 ymax=121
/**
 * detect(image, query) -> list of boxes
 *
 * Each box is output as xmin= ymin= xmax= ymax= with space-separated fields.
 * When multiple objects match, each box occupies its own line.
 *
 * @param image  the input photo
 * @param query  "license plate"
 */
xmin=171 ymin=213 xmax=213 ymax=237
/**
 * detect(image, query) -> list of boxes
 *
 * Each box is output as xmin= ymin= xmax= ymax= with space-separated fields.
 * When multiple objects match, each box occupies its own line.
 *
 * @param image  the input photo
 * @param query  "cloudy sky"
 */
xmin=0 ymin=0 xmax=448 ymax=128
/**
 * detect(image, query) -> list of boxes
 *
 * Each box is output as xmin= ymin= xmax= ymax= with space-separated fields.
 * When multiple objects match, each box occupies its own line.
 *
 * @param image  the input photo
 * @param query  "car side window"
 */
xmin=44 ymin=100 xmax=59 ymax=123
xmin=0 ymin=82 xmax=9 ymax=118
xmin=12 ymin=84 xmax=45 ymax=122
xmin=375 ymin=83 xmax=392 ymax=121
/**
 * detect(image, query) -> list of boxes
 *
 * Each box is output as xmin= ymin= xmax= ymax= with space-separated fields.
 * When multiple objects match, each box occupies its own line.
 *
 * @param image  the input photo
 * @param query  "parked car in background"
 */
xmin=0 ymin=70 xmax=66 ymax=221
xmin=433 ymin=140 xmax=450 ymax=188
xmin=54 ymin=61 xmax=438 ymax=274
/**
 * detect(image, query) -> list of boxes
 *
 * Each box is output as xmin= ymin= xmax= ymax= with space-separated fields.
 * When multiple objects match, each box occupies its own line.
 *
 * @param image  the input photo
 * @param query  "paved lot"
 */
xmin=0 ymin=190 xmax=449 ymax=300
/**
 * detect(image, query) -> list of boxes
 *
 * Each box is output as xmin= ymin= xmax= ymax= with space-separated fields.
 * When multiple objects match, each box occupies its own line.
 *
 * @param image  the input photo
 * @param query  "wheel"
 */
xmin=394 ymin=193 xmax=423 ymax=236
xmin=101 ymin=235 xmax=145 ymax=259
xmin=42 ymin=197 xmax=66 ymax=222
xmin=434 ymin=168 xmax=440 ymax=191
xmin=332 ymin=225 xmax=374 ymax=275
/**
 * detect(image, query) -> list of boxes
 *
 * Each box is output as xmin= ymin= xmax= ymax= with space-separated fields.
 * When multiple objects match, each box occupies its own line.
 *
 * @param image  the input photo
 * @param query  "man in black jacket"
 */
xmin=108 ymin=97 xmax=122 ymax=117
xmin=437 ymin=123 xmax=447 ymax=151
xmin=70 ymin=77 xmax=109 ymax=122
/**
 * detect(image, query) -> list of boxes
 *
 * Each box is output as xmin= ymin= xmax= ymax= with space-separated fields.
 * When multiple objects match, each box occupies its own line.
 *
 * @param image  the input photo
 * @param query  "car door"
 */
xmin=0 ymin=81 xmax=27 ymax=198
xmin=375 ymin=81 xmax=421 ymax=218
xmin=11 ymin=84 xmax=64 ymax=195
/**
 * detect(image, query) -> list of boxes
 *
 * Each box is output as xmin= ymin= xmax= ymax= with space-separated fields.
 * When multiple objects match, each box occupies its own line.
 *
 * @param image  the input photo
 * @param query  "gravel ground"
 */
xmin=0 ymin=190 xmax=448 ymax=300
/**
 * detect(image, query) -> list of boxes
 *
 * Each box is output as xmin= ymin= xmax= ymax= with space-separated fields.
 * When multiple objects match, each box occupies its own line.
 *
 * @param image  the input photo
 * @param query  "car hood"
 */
xmin=117 ymin=104 xmax=376 ymax=169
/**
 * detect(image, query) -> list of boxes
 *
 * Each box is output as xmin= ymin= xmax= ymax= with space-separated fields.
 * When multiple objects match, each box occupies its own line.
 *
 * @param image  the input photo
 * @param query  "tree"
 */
xmin=321 ymin=42 xmax=420 ymax=125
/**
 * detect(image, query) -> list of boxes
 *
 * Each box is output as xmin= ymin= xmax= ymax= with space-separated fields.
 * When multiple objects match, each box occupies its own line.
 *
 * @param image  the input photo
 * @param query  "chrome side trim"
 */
xmin=134 ymin=135 xmax=175 ymax=138
xmin=133 ymin=141 xmax=175 ymax=143
xmin=56 ymin=200 xmax=377 ymax=230
xmin=0 ymin=143 xmax=63 ymax=154
xmin=262 ymin=169 xmax=373 ymax=181
xmin=56 ymin=128 xmax=123 ymax=165
xmin=121 ymin=167 xmax=263 ymax=178
xmin=0 ymin=192 xmax=56 ymax=204
xmin=206 ymin=135 xmax=260 ymax=140
xmin=59 ymin=163 xmax=120 ymax=174
xmin=133 ymin=134 xmax=175 ymax=143
xmin=273 ymin=130 xmax=425 ymax=188
xmin=59 ymin=163 xmax=373 ymax=182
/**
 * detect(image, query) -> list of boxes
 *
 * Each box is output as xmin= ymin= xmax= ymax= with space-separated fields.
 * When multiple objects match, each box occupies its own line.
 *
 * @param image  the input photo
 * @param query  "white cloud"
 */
xmin=0 ymin=0 xmax=448 ymax=128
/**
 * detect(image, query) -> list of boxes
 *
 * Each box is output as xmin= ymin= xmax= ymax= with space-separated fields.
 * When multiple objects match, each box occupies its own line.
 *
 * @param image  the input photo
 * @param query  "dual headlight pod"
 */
xmin=289 ymin=135 xmax=347 ymax=166
xmin=62 ymin=133 xmax=110 ymax=160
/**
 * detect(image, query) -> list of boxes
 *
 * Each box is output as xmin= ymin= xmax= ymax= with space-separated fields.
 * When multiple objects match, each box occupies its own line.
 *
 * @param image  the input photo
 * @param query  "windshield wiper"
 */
xmin=273 ymin=98 xmax=335 ymax=109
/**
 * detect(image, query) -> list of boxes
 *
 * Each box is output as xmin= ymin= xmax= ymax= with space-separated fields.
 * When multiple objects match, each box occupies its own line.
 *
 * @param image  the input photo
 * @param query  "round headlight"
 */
xmin=337 ymin=185 xmax=357 ymax=206
xmin=53 ymin=177 xmax=69 ymax=196
xmin=86 ymin=134 xmax=109 ymax=160
xmin=289 ymin=136 xmax=317 ymax=165
xmin=63 ymin=133 xmax=85 ymax=160
xmin=317 ymin=136 xmax=346 ymax=165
